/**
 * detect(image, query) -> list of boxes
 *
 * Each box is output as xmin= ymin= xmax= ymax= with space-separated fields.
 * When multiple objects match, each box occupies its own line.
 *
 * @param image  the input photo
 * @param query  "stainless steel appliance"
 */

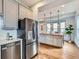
xmin=17 ymin=18 xmax=38 ymax=59
xmin=26 ymin=42 xmax=37 ymax=59
xmin=1 ymin=41 xmax=21 ymax=59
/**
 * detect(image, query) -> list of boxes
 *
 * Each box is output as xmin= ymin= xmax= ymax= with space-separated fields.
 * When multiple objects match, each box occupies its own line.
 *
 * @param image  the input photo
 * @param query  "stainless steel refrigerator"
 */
xmin=17 ymin=18 xmax=38 ymax=59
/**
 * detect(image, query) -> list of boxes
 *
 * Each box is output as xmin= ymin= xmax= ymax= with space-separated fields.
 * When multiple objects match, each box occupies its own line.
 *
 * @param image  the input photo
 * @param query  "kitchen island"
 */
xmin=39 ymin=33 xmax=64 ymax=47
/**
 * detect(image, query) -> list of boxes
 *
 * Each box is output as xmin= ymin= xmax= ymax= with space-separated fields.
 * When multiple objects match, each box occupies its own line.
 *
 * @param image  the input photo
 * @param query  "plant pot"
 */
xmin=64 ymin=35 xmax=71 ymax=41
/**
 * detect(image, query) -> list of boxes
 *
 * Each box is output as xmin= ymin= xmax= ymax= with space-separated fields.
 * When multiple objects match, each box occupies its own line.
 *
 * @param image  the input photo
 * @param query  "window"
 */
xmin=53 ymin=23 xmax=58 ymax=32
xmin=46 ymin=21 xmax=65 ymax=33
xmin=47 ymin=23 xmax=51 ymax=33
xmin=60 ymin=22 xmax=65 ymax=33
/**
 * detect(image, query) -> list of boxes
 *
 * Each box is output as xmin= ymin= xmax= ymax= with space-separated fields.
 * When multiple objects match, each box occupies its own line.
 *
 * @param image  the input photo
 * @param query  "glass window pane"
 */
xmin=61 ymin=29 xmax=65 ymax=33
xmin=60 ymin=22 xmax=65 ymax=33
xmin=53 ymin=23 xmax=58 ymax=28
xmin=52 ymin=23 xmax=58 ymax=32
xmin=60 ymin=22 xmax=65 ymax=28
xmin=47 ymin=24 xmax=51 ymax=33
xmin=53 ymin=28 xmax=58 ymax=32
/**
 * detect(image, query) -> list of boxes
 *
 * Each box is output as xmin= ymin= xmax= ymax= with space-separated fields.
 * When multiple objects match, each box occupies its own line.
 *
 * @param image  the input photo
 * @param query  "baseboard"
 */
xmin=74 ymin=41 xmax=79 ymax=48
xmin=40 ymin=43 xmax=62 ymax=48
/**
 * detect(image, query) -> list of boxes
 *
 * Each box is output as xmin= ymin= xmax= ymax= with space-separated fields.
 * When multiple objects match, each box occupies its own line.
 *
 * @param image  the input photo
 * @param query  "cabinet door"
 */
xmin=19 ymin=5 xmax=33 ymax=19
xmin=19 ymin=5 xmax=27 ymax=19
xmin=0 ymin=0 xmax=2 ymax=14
xmin=25 ymin=8 xmax=33 ymax=19
xmin=3 ymin=0 xmax=18 ymax=29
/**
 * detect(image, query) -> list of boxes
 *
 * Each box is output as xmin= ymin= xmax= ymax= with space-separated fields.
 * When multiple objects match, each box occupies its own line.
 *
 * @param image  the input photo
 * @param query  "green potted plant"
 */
xmin=65 ymin=25 xmax=74 ymax=43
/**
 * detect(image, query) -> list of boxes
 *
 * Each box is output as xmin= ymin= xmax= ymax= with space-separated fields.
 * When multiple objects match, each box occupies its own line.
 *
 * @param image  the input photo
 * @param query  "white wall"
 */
xmin=65 ymin=16 xmax=76 ymax=41
xmin=74 ymin=15 xmax=79 ymax=47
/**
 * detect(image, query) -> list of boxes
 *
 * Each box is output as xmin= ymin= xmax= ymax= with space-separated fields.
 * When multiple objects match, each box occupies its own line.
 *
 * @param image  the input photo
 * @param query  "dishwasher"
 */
xmin=1 ymin=41 xmax=21 ymax=59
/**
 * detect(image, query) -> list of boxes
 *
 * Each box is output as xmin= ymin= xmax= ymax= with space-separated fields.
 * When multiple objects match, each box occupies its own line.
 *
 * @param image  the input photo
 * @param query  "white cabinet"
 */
xmin=39 ymin=34 xmax=64 ymax=47
xmin=19 ymin=5 xmax=33 ymax=19
xmin=39 ymin=35 xmax=45 ymax=43
xmin=0 ymin=0 xmax=2 ymax=14
xmin=25 ymin=8 xmax=33 ymax=19
xmin=3 ymin=0 xmax=18 ymax=29
xmin=19 ymin=5 xmax=27 ymax=19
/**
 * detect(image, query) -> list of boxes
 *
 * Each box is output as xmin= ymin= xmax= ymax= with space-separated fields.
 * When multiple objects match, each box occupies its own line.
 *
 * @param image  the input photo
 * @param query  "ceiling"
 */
xmin=17 ymin=0 xmax=75 ymax=11
xmin=21 ymin=0 xmax=43 ymax=7
xmin=20 ymin=0 xmax=57 ymax=7
xmin=39 ymin=0 xmax=75 ymax=12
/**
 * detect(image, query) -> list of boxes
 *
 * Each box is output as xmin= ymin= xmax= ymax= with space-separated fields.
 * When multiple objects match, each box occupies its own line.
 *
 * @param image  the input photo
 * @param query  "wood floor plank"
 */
xmin=33 ymin=42 xmax=79 ymax=59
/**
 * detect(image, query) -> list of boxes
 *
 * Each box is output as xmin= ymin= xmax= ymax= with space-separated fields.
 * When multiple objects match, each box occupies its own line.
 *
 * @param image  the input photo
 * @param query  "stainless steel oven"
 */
xmin=1 ymin=41 xmax=21 ymax=59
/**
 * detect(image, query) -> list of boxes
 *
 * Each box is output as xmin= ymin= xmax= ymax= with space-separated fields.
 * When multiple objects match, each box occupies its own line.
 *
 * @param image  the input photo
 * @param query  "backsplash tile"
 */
xmin=0 ymin=16 xmax=17 ymax=40
xmin=0 ymin=30 xmax=17 ymax=40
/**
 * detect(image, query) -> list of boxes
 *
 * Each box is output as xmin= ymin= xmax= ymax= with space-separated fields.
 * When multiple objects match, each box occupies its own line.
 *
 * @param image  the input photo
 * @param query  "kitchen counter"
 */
xmin=39 ymin=33 xmax=64 ymax=47
xmin=0 ymin=38 xmax=22 ymax=45
xmin=0 ymin=38 xmax=22 ymax=59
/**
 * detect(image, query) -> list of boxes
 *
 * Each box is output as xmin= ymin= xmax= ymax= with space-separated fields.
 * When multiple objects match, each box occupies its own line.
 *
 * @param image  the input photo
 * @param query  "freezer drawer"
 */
xmin=26 ymin=42 xmax=37 ymax=59
xmin=1 ymin=41 xmax=21 ymax=59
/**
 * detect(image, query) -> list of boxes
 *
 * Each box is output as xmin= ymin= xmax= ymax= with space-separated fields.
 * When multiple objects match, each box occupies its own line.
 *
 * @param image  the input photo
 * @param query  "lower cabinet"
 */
xmin=39 ymin=35 xmax=45 ymax=43
xmin=39 ymin=34 xmax=64 ymax=47
xmin=1 ymin=41 xmax=21 ymax=59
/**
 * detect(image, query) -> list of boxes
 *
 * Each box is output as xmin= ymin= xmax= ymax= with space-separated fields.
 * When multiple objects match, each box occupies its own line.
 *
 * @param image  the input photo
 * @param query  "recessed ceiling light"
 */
xmin=61 ymin=5 xmax=65 ymax=7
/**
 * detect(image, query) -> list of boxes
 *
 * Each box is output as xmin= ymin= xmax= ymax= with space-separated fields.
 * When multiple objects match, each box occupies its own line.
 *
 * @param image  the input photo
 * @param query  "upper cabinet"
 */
xmin=19 ymin=5 xmax=27 ymax=19
xmin=0 ymin=0 xmax=2 ymax=14
xmin=19 ymin=5 xmax=33 ymax=19
xmin=3 ymin=0 xmax=18 ymax=29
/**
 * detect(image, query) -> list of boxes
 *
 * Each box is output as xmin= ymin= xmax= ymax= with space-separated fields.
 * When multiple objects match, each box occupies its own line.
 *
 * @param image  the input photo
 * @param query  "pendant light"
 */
xmin=44 ymin=13 xmax=46 ymax=23
xmin=50 ymin=12 xmax=52 ymax=23
xmin=50 ymin=12 xmax=52 ymax=33
xmin=57 ymin=10 xmax=60 ymax=25
xmin=57 ymin=10 xmax=60 ymax=33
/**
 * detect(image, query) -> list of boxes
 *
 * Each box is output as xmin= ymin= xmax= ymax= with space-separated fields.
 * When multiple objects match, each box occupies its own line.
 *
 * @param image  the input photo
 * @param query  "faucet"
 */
xmin=6 ymin=32 xmax=13 ymax=40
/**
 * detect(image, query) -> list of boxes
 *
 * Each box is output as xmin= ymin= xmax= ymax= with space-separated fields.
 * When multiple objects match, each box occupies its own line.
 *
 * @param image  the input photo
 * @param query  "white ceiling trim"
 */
xmin=30 ymin=0 xmax=43 ymax=8
xmin=16 ymin=0 xmax=32 ymax=11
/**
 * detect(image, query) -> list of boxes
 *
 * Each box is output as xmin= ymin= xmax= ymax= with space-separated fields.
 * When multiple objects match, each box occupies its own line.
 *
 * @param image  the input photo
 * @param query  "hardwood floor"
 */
xmin=33 ymin=42 xmax=79 ymax=59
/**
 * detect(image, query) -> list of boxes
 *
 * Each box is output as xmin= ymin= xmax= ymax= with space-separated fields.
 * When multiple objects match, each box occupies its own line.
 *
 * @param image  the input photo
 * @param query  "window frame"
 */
xmin=46 ymin=20 xmax=66 ymax=33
